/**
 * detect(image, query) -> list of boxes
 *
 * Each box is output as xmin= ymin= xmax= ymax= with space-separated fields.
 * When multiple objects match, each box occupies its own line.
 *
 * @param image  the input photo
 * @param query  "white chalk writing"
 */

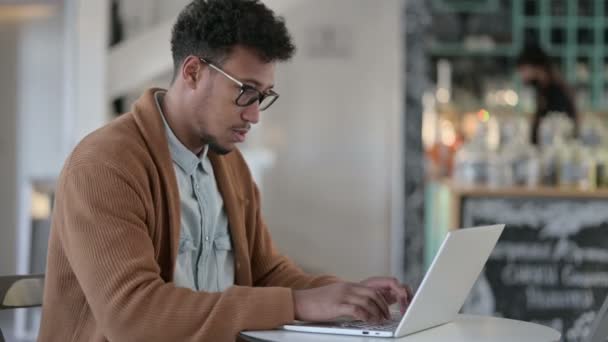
xmin=562 ymin=265 xmax=608 ymax=287
xmin=526 ymin=287 xmax=594 ymax=310
xmin=501 ymin=264 xmax=560 ymax=286
xmin=491 ymin=242 xmax=553 ymax=261
xmin=463 ymin=199 xmax=608 ymax=238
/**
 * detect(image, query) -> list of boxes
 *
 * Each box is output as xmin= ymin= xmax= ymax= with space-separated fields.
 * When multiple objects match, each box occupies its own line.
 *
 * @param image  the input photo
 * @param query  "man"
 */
xmin=516 ymin=45 xmax=578 ymax=145
xmin=39 ymin=1 xmax=412 ymax=341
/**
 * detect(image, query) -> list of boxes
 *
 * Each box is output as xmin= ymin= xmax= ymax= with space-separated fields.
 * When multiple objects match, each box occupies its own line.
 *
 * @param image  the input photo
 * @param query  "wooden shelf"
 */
xmin=446 ymin=181 xmax=608 ymax=199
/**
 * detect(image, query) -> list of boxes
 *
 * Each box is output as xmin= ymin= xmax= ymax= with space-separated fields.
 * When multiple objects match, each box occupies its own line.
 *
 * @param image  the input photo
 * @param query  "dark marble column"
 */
xmin=402 ymin=0 xmax=431 ymax=287
xmin=110 ymin=0 xmax=126 ymax=116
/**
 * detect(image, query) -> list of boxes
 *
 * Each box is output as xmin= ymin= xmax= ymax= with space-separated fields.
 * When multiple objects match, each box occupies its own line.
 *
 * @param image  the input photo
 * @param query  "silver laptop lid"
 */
xmin=395 ymin=224 xmax=504 ymax=337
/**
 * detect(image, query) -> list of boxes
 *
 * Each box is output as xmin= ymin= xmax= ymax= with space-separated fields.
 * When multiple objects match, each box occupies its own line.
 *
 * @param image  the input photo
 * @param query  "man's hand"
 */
xmin=293 ymin=282 xmax=392 ymax=323
xmin=360 ymin=277 xmax=414 ymax=314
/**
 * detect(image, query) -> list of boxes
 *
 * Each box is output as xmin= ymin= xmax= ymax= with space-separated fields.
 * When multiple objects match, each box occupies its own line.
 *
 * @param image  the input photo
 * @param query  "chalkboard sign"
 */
xmin=460 ymin=197 xmax=608 ymax=342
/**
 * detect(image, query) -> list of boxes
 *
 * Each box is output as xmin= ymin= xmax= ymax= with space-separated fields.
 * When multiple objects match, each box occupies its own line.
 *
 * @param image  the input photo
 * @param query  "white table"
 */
xmin=240 ymin=314 xmax=561 ymax=342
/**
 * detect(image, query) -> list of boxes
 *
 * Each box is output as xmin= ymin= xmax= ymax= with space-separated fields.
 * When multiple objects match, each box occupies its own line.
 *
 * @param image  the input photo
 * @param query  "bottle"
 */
xmin=576 ymin=145 xmax=596 ymax=190
xmin=557 ymin=141 xmax=576 ymax=188
xmin=525 ymin=151 xmax=541 ymax=188
xmin=453 ymin=118 xmax=490 ymax=186
xmin=593 ymin=148 xmax=608 ymax=188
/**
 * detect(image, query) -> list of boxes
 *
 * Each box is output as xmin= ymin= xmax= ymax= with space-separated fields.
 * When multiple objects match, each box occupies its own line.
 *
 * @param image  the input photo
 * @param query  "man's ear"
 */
xmin=181 ymin=56 xmax=203 ymax=89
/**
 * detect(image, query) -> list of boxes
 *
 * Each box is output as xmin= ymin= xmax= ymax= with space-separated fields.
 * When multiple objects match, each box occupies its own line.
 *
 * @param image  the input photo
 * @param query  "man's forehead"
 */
xmin=224 ymin=48 xmax=276 ymax=89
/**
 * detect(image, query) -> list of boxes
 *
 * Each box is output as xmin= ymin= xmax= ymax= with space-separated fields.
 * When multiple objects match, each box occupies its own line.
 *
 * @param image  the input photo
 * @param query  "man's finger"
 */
xmin=345 ymin=294 xmax=384 ymax=322
xmin=338 ymin=304 xmax=371 ymax=322
xmin=354 ymin=285 xmax=391 ymax=320
xmin=361 ymin=277 xmax=413 ymax=314
xmin=376 ymin=289 xmax=391 ymax=318
xmin=380 ymin=288 xmax=398 ymax=305
xmin=345 ymin=288 xmax=387 ymax=321
xmin=378 ymin=279 xmax=410 ymax=310
xmin=404 ymin=284 xmax=414 ymax=304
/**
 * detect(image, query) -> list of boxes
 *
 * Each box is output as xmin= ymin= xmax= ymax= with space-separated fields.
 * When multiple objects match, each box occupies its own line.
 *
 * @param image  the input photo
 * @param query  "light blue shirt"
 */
xmin=155 ymin=91 xmax=235 ymax=292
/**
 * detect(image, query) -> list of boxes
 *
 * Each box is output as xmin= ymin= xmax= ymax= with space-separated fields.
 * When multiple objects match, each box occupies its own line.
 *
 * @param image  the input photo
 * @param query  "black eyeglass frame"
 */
xmin=199 ymin=57 xmax=279 ymax=111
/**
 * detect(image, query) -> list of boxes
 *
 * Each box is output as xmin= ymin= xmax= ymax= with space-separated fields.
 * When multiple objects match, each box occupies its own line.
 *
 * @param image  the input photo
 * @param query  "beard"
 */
xmin=209 ymin=142 xmax=231 ymax=155
xmin=201 ymin=133 xmax=232 ymax=155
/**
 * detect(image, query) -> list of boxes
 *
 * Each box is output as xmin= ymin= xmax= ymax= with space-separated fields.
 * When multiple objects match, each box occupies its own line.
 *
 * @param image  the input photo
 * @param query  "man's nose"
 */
xmin=241 ymin=102 xmax=261 ymax=124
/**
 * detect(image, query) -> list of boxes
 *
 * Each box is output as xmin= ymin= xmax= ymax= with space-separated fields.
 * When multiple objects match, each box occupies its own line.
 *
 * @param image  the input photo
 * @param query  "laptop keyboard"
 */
xmin=338 ymin=314 xmax=402 ymax=332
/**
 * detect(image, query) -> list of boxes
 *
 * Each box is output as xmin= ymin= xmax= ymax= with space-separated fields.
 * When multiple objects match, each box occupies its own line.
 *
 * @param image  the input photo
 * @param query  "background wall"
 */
xmin=255 ymin=0 xmax=404 ymax=281
xmin=0 ymin=22 xmax=19 ymax=276
xmin=17 ymin=10 xmax=65 ymax=180
xmin=0 ymin=10 xmax=65 ymax=276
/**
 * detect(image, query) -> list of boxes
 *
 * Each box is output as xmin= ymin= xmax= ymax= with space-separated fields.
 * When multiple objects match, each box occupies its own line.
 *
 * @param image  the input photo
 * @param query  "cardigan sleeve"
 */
xmin=58 ymin=160 xmax=294 ymax=341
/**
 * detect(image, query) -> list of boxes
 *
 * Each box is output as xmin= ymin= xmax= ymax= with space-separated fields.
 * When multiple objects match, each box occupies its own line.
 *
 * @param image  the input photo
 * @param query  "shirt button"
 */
xmin=236 ymin=262 xmax=241 ymax=269
xmin=196 ymin=183 xmax=200 ymax=190
xmin=205 ymin=236 xmax=209 ymax=242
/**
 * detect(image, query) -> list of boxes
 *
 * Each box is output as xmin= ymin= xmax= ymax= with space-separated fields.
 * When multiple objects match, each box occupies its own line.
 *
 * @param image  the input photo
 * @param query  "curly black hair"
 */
xmin=170 ymin=0 xmax=295 ymax=78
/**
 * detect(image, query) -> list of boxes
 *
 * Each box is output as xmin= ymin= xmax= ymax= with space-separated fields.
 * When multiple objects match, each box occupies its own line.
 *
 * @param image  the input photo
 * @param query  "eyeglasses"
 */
xmin=199 ymin=57 xmax=279 ymax=111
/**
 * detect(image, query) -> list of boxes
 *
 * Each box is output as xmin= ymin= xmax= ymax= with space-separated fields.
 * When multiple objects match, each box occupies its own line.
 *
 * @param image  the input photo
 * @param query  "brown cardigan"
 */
xmin=38 ymin=88 xmax=338 ymax=342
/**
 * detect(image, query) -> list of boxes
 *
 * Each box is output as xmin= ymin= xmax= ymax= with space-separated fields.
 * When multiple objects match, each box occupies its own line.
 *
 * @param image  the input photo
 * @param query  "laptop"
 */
xmin=281 ymin=224 xmax=505 ymax=338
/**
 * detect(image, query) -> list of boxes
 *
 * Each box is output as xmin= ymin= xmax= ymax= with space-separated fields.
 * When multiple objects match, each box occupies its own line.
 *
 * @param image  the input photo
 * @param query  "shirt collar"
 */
xmin=154 ymin=90 xmax=210 ymax=175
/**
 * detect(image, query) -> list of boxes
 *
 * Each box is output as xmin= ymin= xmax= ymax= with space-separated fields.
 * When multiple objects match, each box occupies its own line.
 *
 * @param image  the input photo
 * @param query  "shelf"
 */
xmin=523 ymin=16 xmax=600 ymax=27
xmin=432 ymin=0 xmax=499 ymax=13
xmin=429 ymin=44 xmax=516 ymax=57
xmin=445 ymin=180 xmax=608 ymax=199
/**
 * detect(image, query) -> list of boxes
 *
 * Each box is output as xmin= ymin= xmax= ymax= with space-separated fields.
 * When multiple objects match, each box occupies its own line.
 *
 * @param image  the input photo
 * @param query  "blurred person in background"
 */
xmin=38 ymin=0 xmax=412 ymax=341
xmin=516 ymin=45 xmax=578 ymax=145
